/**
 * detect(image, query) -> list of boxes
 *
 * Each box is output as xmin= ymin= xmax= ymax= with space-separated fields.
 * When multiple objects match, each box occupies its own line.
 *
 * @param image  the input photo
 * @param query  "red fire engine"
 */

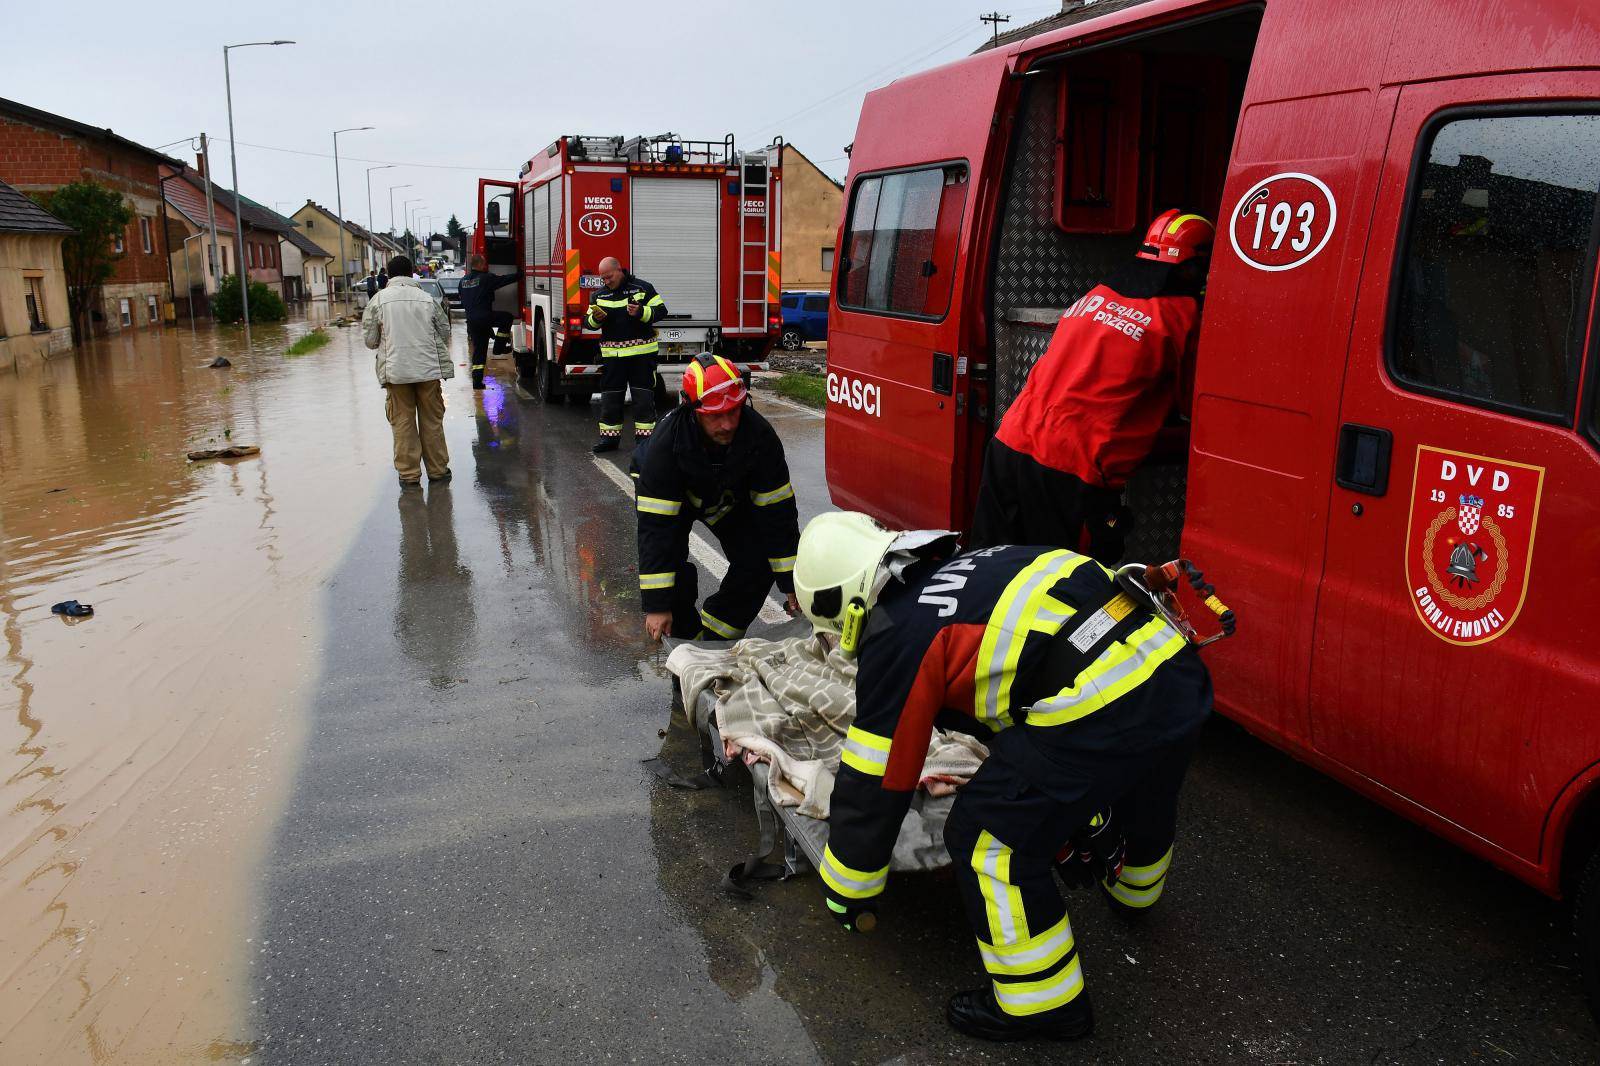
xmin=825 ymin=0 xmax=1600 ymax=1002
xmin=472 ymin=134 xmax=782 ymax=402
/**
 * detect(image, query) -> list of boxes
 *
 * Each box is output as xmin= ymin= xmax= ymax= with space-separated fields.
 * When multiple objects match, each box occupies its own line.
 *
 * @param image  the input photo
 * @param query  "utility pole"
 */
xmin=199 ymin=132 xmax=221 ymax=303
xmin=980 ymin=10 xmax=1010 ymax=46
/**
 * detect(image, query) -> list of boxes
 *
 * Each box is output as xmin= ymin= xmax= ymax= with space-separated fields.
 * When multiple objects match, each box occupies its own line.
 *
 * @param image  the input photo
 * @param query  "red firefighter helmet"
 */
xmin=681 ymin=352 xmax=748 ymax=413
xmin=1136 ymin=210 xmax=1215 ymax=264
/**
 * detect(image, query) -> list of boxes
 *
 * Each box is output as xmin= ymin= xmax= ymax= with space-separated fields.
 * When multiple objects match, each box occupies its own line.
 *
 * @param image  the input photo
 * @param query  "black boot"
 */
xmin=591 ymin=437 xmax=620 ymax=454
xmin=471 ymin=368 xmax=485 ymax=390
xmin=945 ymin=987 xmax=1093 ymax=1042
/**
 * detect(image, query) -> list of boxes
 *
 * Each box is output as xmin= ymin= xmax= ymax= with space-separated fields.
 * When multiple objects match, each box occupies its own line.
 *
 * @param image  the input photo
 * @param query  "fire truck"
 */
xmin=472 ymin=134 xmax=782 ymax=403
xmin=825 ymin=0 xmax=1600 ymax=1002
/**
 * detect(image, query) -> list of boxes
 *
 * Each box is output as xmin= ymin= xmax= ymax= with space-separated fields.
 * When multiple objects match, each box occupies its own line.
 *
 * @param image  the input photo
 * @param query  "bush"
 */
xmin=213 ymin=274 xmax=287 ymax=324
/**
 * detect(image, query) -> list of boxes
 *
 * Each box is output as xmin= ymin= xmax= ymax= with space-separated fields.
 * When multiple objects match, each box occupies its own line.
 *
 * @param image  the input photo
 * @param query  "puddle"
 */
xmin=0 ymin=313 xmax=390 ymax=1062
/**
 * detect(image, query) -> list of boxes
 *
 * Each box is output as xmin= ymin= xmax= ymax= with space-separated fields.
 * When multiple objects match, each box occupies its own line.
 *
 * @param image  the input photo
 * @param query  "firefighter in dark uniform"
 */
xmin=792 ymin=511 xmax=1214 ymax=1042
xmin=458 ymin=254 xmax=521 ymax=390
xmin=969 ymin=210 xmax=1215 ymax=563
xmin=588 ymin=256 xmax=666 ymax=453
xmin=635 ymin=353 xmax=801 ymax=642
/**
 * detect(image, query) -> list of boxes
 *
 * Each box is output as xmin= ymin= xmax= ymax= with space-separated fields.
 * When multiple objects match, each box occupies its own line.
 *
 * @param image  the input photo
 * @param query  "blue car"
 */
xmin=779 ymin=290 xmax=829 ymax=350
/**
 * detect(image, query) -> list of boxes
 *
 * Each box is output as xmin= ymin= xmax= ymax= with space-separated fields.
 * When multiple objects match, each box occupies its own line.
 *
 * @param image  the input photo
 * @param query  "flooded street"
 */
xmin=1 ymin=315 xmax=1596 ymax=1064
xmin=0 ymin=311 xmax=391 ymax=1062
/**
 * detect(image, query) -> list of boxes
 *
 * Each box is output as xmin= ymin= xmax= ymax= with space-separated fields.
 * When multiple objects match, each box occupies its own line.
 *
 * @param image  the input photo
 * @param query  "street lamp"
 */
xmin=333 ymin=125 xmax=374 ymax=316
xmin=365 ymin=165 xmax=394 ymax=236
xmin=410 ymin=206 xmax=429 ymax=261
xmin=388 ymin=183 xmax=412 ymax=235
xmin=401 ymin=198 xmax=423 ymax=255
xmin=221 ymin=38 xmax=294 ymax=364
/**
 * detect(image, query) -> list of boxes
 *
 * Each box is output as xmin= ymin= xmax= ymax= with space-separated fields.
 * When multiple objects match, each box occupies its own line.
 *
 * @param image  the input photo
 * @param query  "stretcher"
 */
xmin=663 ymin=625 xmax=962 ymax=890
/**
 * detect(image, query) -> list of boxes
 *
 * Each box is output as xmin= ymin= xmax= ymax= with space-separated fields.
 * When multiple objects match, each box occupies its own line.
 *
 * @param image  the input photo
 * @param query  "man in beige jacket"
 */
xmin=364 ymin=255 xmax=454 ymax=487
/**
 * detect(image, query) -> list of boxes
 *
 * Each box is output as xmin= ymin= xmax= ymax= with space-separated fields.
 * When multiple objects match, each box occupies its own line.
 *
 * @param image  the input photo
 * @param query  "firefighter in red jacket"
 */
xmin=634 ymin=353 xmax=801 ymax=641
xmin=793 ymin=511 xmax=1213 ymax=1042
xmin=969 ymin=210 xmax=1215 ymax=562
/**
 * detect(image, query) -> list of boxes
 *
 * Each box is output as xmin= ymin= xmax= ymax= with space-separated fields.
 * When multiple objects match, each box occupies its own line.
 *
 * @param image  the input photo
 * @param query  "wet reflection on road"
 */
xmin=0 ymin=312 xmax=389 ymax=1063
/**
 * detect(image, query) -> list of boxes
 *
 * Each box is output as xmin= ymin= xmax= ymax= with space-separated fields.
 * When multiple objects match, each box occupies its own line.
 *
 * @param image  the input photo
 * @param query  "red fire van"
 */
xmin=824 ymin=0 xmax=1600 ymax=1003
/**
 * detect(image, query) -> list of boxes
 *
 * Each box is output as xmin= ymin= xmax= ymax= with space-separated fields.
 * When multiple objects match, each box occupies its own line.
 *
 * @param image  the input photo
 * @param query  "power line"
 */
xmin=206 ymin=135 xmax=507 ymax=173
xmin=740 ymin=17 xmax=980 ymax=142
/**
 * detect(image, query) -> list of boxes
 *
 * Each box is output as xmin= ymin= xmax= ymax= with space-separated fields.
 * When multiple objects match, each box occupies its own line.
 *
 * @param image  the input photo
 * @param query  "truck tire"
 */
xmin=543 ymin=357 xmax=567 ymax=405
xmin=780 ymin=327 xmax=806 ymax=351
xmin=1575 ymin=846 xmax=1600 ymax=1023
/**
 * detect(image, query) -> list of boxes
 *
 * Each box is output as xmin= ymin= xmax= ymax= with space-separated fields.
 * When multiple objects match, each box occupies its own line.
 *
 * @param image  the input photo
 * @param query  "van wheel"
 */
xmin=780 ymin=328 xmax=806 ymax=352
xmin=1574 ymin=847 xmax=1600 ymax=1023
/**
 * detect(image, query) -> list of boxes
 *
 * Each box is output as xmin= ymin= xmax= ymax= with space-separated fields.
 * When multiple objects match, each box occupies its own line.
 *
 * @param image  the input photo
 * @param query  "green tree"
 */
xmin=212 ymin=274 xmax=287 ymax=324
xmin=446 ymin=214 xmax=465 ymax=240
xmin=30 ymin=181 xmax=132 ymax=344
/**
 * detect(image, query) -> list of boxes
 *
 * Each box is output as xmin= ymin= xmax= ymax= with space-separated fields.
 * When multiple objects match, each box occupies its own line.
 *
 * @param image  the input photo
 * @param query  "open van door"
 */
xmin=1310 ymin=73 xmax=1600 ymax=876
xmin=825 ymin=51 xmax=1012 ymax=529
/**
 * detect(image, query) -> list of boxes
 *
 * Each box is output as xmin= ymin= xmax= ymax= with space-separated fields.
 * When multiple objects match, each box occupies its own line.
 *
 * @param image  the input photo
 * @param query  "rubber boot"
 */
xmin=945 ymin=988 xmax=1094 ymax=1043
xmin=471 ymin=367 xmax=485 ymax=390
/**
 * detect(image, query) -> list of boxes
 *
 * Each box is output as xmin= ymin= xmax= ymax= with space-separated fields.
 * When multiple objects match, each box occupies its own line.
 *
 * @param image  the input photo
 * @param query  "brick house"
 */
xmin=0 ymin=96 xmax=180 ymax=337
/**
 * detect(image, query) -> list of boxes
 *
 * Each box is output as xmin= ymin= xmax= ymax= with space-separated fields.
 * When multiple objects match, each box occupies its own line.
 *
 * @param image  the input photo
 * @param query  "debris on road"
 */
xmin=187 ymin=445 xmax=261 ymax=461
xmin=50 ymin=600 xmax=94 ymax=617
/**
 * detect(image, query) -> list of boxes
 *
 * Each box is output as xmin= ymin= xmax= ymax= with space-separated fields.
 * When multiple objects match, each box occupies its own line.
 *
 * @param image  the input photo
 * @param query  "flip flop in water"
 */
xmin=50 ymin=600 xmax=93 ymax=618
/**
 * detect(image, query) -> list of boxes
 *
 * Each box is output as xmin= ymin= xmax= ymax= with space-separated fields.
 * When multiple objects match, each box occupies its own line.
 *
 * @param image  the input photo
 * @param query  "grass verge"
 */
xmin=768 ymin=371 xmax=826 ymax=408
xmin=285 ymin=328 xmax=331 ymax=357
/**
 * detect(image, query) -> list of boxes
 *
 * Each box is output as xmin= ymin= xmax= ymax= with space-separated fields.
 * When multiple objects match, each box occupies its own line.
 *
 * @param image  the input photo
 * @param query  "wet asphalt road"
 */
xmin=251 ymin=364 xmax=1597 ymax=1064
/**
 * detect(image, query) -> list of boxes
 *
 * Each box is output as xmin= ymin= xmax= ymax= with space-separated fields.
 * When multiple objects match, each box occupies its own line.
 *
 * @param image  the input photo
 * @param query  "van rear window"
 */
xmin=1390 ymin=113 xmax=1600 ymax=423
xmin=839 ymin=163 xmax=968 ymax=321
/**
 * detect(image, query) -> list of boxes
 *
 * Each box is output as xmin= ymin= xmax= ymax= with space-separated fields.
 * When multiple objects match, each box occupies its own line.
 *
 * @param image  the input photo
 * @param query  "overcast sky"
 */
xmin=5 ymin=1 xmax=1060 ymax=237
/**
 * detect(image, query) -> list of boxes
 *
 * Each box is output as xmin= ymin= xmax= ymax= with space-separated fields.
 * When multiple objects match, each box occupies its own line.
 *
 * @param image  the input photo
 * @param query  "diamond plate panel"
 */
xmin=989 ymin=79 xmax=1186 ymax=562
xmin=991 ymin=80 xmax=1136 ymax=420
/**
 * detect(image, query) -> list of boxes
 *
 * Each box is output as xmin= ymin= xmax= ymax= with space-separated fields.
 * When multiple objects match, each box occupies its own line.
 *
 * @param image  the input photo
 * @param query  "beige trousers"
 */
xmin=385 ymin=380 xmax=449 ymax=482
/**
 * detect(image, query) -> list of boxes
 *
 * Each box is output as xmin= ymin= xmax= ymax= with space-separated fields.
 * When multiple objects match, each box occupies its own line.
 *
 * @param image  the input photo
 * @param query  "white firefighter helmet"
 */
xmin=793 ymin=511 xmax=902 ymax=648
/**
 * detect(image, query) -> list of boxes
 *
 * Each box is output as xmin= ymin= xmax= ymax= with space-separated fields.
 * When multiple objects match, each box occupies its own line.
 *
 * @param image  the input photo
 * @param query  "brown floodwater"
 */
xmin=0 ymin=310 xmax=403 ymax=1063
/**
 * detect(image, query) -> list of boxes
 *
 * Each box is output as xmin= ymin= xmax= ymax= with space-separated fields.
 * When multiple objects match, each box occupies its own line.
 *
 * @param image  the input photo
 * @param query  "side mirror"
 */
xmin=486 ymin=201 xmax=502 ymax=227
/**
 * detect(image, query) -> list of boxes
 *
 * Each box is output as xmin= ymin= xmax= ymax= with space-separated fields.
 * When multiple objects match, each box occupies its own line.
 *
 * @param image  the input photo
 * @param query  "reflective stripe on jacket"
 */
xmin=585 ymin=273 xmax=666 ymax=356
xmin=824 ymin=545 xmax=1206 ymax=901
xmin=632 ymin=405 xmax=798 ymax=611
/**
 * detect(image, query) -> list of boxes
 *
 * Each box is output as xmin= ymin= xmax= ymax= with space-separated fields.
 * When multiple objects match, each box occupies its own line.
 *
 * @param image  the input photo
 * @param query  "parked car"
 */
xmin=437 ymin=273 xmax=463 ymax=309
xmin=779 ymin=290 xmax=829 ymax=350
xmin=415 ymin=278 xmax=447 ymax=311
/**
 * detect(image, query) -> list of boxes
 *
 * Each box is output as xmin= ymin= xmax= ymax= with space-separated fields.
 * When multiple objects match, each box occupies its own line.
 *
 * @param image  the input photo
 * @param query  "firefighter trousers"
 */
xmin=968 ymin=439 xmax=1128 ymax=565
xmin=598 ymin=354 xmax=658 ymax=441
xmin=664 ymin=502 xmax=775 ymax=641
xmin=467 ymin=312 xmax=514 ymax=371
xmin=943 ymin=651 xmax=1209 ymax=1021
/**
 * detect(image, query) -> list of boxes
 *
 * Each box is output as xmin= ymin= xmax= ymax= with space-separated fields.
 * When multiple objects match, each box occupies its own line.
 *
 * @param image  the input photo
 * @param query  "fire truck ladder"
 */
xmin=737 ymin=140 xmax=780 ymax=335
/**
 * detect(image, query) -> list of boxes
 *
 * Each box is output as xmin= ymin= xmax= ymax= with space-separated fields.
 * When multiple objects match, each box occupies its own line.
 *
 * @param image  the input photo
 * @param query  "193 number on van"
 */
xmin=1228 ymin=172 xmax=1338 ymax=272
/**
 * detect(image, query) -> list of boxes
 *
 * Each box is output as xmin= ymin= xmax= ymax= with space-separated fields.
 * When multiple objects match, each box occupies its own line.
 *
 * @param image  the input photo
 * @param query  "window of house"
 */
xmin=119 ymin=298 xmax=132 ymax=326
xmin=140 ymin=217 xmax=153 ymax=254
xmin=147 ymin=294 xmax=159 ymax=322
xmin=114 ymin=229 xmax=125 ymax=254
xmin=821 ymin=247 xmax=835 ymax=273
xmin=838 ymin=162 xmax=969 ymax=320
xmin=249 ymin=243 xmax=257 ymax=269
xmin=1390 ymin=112 xmax=1600 ymax=423
xmin=25 ymin=276 xmax=47 ymax=332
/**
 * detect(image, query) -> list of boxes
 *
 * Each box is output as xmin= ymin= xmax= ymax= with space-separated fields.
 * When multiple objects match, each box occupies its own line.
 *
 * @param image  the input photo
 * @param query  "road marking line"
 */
xmin=756 ymin=392 xmax=825 ymax=420
xmin=589 ymin=456 xmax=789 ymax=625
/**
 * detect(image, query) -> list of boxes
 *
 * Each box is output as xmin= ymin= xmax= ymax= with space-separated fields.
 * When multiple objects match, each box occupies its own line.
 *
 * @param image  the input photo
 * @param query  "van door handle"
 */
xmin=932 ymin=352 xmax=954 ymax=396
xmin=1335 ymin=423 xmax=1393 ymax=496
